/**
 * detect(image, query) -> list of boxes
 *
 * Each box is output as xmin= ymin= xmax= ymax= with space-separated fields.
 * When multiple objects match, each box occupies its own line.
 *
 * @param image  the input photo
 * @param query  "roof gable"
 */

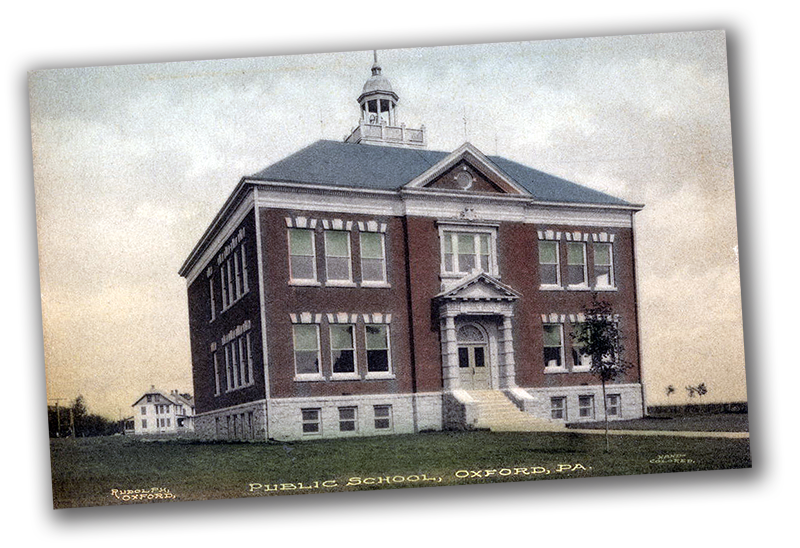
xmin=435 ymin=272 xmax=521 ymax=302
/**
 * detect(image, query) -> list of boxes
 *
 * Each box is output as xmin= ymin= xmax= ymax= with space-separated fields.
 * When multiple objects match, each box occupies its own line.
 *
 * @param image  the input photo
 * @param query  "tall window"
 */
xmin=365 ymin=324 xmax=390 ymax=374
xmin=442 ymin=231 xmax=491 ymax=275
xmin=325 ymin=231 xmax=352 ymax=282
xmin=293 ymin=324 xmax=321 ymax=376
xmin=539 ymin=241 xmax=560 ymax=286
xmin=213 ymin=350 xmax=221 ymax=395
xmin=224 ymin=331 xmax=253 ymax=391
xmin=374 ymin=405 xmax=392 ymax=430
xmin=567 ymin=242 xmax=587 ymax=287
xmin=288 ymin=229 xmax=317 ymax=282
xmin=330 ymin=324 xmax=356 ymax=374
xmin=302 ymin=409 xmax=321 ymax=434
xmin=209 ymin=276 xmax=216 ymax=321
xmin=360 ymin=232 xmax=386 ymax=283
xmin=543 ymin=324 xmax=564 ymax=369
xmin=338 ymin=407 xmax=357 ymax=432
xmin=579 ymin=395 xmax=595 ymax=419
xmin=571 ymin=323 xmax=592 ymax=370
xmin=593 ymin=243 xmax=614 ymax=288
xmin=550 ymin=397 xmax=566 ymax=420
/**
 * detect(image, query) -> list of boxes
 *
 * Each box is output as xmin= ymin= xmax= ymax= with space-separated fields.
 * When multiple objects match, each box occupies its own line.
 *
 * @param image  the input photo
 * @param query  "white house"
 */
xmin=132 ymin=386 xmax=195 ymax=435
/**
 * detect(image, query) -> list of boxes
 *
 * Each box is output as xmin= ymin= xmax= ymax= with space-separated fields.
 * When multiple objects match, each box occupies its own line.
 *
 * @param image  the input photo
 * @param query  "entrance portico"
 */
xmin=436 ymin=273 xmax=521 ymax=392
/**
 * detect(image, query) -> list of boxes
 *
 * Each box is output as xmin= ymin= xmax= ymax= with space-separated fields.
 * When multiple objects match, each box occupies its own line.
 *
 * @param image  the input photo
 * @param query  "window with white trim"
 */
xmin=593 ymin=243 xmax=615 ymax=288
xmin=212 ymin=350 xmax=221 ymax=396
xmin=439 ymin=225 xmax=498 ymax=277
xmin=288 ymin=228 xmax=317 ymax=282
xmin=338 ymin=407 xmax=357 ymax=432
xmin=539 ymin=241 xmax=560 ymax=287
xmin=579 ymin=395 xmax=595 ymax=419
xmin=224 ymin=331 xmax=253 ymax=391
xmin=365 ymin=324 xmax=391 ymax=374
xmin=550 ymin=397 xmax=566 ymax=420
xmin=571 ymin=323 xmax=592 ymax=371
xmin=141 ymin=419 xmax=147 ymax=429
xmin=140 ymin=406 xmax=146 ymax=415
xmin=330 ymin=324 xmax=356 ymax=375
xmin=209 ymin=276 xmax=216 ymax=321
xmin=543 ymin=324 xmax=564 ymax=370
xmin=301 ymin=408 xmax=321 ymax=434
xmin=374 ymin=405 xmax=392 ymax=430
xmin=360 ymin=232 xmax=387 ymax=283
xmin=567 ymin=242 xmax=588 ymax=288
xmin=607 ymin=394 xmax=621 ymax=416
xmin=293 ymin=324 xmax=321 ymax=377
xmin=324 ymin=230 xmax=352 ymax=282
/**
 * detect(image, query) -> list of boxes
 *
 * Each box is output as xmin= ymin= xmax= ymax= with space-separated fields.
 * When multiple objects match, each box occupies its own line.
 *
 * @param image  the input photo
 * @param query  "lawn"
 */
xmin=49 ymin=427 xmax=751 ymax=509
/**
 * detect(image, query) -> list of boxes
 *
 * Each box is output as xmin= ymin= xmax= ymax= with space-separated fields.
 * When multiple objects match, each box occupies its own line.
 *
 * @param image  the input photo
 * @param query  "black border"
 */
xmin=4 ymin=4 xmax=787 ymax=547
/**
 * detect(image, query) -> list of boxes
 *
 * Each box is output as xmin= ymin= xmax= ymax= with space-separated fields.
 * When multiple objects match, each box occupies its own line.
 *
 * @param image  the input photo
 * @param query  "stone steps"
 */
xmin=468 ymin=390 xmax=567 ymax=432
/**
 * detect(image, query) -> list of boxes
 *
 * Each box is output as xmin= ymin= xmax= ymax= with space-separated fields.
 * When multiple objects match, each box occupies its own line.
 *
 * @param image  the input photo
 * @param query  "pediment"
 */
xmin=436 ymin=272 xmax=521 ymax=302
xmin=404 ymin=142 xmax=530 ymax=196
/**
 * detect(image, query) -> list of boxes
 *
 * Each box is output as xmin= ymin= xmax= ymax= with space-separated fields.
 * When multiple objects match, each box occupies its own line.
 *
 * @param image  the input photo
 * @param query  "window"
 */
xmin=607 ymin=394 xmax=621 ymax=416
xmin=146 ymin=395 xmax=152 ymax=403
xmin=224 ymin=331 xmax=253 ymax=391
xmin=288 ymin=229 xmax=317 ymax=282
xmin=293 ymin=324 xmax=321 ymax=377
xmin=213 ymin=351 xmax=221 ymax=396
xmin=442 ymin=231 xmax=491 ymax=275
xmin=579 ymin=395 xmax=595 ymax=419
xmin=219 ymin=241 xmax=249 ymax=309
xmin=140 ymin=406 xmax=146 ymax=415
xmin=365 ymin=324 xmax=391 ymax=374
xmin=571 ymin=324 xmax=592 ymax=370
xmin=539 ymin=241 xmax=560 ymax=287
xmin=593 ymin=243 xmax=614 ymax=288
xmin=301 ymin=408 xmax=321 ymax=434
xmin=550 ymin=397 xmax=566 ymax=420
xmin=166 ymin=418 xmax=171 ymax=427
xmin=374 ymin=405 xmax=392 ymax=430
xmin=360 ymin=232 xmax=387 ymax=283
xmin=209 ymin=276 xmax=216 ymax=321
xmin=325 ymin=231 xmax=352 ymax=282
xmin=141 ymin=419 xmax=147 ymax=429
xmin=339 ymin=407 xmax=357 ymax=432
xmin=567 ymin=242 xmax=587 ymax=287
xmin=543 ymin=324 xmax=564 ymax=370
xmin=330 ymin=324 xmax=356 ymax=375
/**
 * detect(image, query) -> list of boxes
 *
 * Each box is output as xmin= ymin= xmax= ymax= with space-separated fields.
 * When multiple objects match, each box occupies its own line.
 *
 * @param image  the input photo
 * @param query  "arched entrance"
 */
xmin=457 ymin=323 xmax=491 ymax=390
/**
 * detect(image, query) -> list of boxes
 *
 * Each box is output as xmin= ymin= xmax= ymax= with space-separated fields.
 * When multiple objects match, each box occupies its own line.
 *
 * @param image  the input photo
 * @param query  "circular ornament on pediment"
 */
xmin=455 ymin=170 xmax=474 ymax=190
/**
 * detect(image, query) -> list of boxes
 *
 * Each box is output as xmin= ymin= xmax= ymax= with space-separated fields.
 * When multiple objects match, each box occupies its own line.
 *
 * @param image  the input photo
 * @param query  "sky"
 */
xmin=29 ymin=31 xmax=744 ymax=419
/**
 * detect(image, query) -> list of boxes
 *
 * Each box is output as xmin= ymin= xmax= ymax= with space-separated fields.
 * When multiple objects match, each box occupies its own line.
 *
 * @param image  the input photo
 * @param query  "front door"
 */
xmin=458 ymin=344 xmax=491 ymax=389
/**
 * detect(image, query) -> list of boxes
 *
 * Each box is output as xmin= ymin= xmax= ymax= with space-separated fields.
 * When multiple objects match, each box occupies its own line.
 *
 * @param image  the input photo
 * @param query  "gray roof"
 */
xmin=249 ymin=140 xmax=632 ymax=206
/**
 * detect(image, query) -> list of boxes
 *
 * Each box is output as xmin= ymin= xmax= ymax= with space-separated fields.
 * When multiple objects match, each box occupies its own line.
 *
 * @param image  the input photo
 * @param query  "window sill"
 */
xmin=360 ymin=281 xmax=391 ymax=288
xmin=441 ymin=271 xmax=499 ymax=280
xmin=567 ymin=284 xmax=591 ymax=291
xmin=330 ymin=373 xmax=360 ymax=381
xmin=544 ymin=367 xmax=569 ymax=374
xmin=325 ymin=280 xmax=357 ymax=288
xmin=225 ymin=383 xmax=255 ymax=393
xmin=294 ymin=374 xmax=325 ymax=382
xmin=365 ymin=373 xmax=395 ymax=380
xmin=593 ymin=285 xmax=618 ymax=292
xmin=572 ymin=366 xmax=592 ymax=373
xmin=290 ymin=279 xmax=322 ymax=287
xmin=539 ymin=285 xmax=563 ymax=291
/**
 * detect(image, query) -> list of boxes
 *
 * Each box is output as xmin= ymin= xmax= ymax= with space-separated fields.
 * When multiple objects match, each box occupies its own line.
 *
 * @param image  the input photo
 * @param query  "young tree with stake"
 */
xmin=572 ymin=297 xmax=630 ymax=452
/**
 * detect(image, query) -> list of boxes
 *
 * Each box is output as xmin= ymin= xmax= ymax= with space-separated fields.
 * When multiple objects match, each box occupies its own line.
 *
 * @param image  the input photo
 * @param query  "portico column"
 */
xmin=441 ymin=310 xmax=460 ymax=390
xmin=499 ymin=313 xmax=517 ymax=388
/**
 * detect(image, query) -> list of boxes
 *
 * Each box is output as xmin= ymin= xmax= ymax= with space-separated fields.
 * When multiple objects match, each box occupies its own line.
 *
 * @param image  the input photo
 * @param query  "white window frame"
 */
xmin=437 ymin=223 xmax=499 ymax=279
xmin=338 ymin=407 xmax=358 ymax=432
xmin=538 ymin=240 xmax=561 ymax=289
xmin=293 ymin=323 xmax=323 ymax=381
xmin=324 ymin=230 xmax=355 ymax=286
xmin=567 ymin=242 xmax=589 ymax=289
xmin=593 ymin=242 xmax=616 ymax=290
xmin=606 ymin=394 xmax=621 ymax=417
xmin=365 ymin=323 xmax=393 ymax=379
xmin=213 ymin=350 xmax=221 ymax=396
xmin=373 ymin=405 xmax=393 ymax=431
xmin=288 ymin=228 xmax=320 ymax=286
xmin=543 ymin=323 xmax=566 ymax=372
xmin=359 ymin=231 xmax=389 ymax=286
xmin=224 ymin=330 xmax=254 ymax=392
xmin=550 ymin=397 xmax=567 ymax=420
xmin=578 ymin=395 xmax=595 ymax=419
xmin=330 ymin=324 xmax=358 ymax=379
xmin=301 ymin=408 xmax=322 ymax=435
xmin=571 ymin=323 xmax=592 ymax=372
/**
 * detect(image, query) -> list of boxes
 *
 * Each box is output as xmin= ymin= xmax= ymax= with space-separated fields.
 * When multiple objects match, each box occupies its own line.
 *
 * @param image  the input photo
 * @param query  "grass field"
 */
xmin=49 ymin=424 xmax=751 ymax=509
